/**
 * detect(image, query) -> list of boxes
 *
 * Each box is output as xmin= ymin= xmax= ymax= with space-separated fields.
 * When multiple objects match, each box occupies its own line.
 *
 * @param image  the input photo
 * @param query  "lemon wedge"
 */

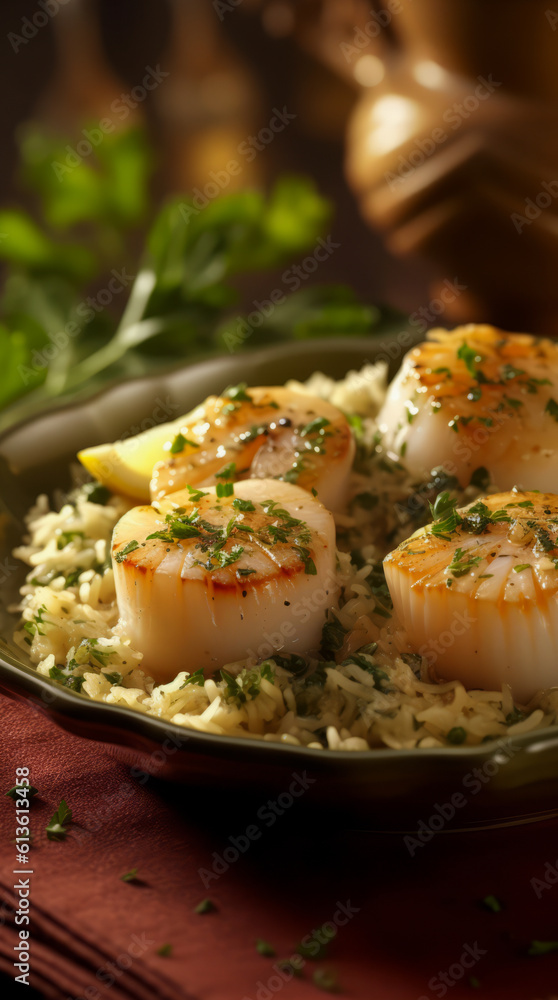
xmin=78 ymin=416 xmax=188 ymax=502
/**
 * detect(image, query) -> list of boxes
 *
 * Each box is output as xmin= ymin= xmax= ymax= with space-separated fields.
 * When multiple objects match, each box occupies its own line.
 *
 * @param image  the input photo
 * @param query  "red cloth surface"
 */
xmin=1 ymin=691 xmax=558 ymax=1000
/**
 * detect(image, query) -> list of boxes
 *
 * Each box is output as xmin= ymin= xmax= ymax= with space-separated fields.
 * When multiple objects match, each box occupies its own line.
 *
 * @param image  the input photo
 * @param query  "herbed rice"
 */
xmin=11 ymin=364 xmax=558 ymax=751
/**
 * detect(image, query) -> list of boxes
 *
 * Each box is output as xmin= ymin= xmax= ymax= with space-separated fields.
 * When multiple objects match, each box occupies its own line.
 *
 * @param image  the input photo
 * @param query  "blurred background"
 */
xmin=1 ymin=0 xmax=558 ymax=428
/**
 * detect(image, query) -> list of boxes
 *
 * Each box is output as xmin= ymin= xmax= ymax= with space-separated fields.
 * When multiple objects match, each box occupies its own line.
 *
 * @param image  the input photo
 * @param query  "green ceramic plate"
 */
xmin=1 ymin=337 xmax=558 ymax=830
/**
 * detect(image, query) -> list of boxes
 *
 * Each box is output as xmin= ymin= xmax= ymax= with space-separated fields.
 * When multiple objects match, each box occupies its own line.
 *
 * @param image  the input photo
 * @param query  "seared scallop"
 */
xmin=384 ymin=490 xmax=558 ymax=701
xmin=150 ymin=384 xmax=355 ymax=510
xmin=377 ymin=325 xmax=558 ymax=490
xmin=112 ymin=478 xmax=338 ymax=684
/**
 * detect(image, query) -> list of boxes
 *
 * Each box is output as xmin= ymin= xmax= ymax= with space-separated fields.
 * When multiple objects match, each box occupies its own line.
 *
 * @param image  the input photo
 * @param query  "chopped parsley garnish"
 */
xmin=216 ymin=481 xmax=234 ymax=498
xmin=83 ymin=482 xmax=111 ymax=505
xmin=312 ymin=969 xmax=340 ymax=993
xmin=300 ymin=417 xmax=330 ymax=437
xmin=170 ymin=433 xmax=198 ymax=454
xmin=527 ymin=940 xmax=558 ymax=956
xmin=220 ymin=664 xmax=274 ymax=705
xmin=513 ymin=563 xmax=531 ymax=573
xmin=297 ymin=925 xmax=337 ymax=960
xmin=46 ymin=798 xmax=72 ymax=841
xmin=270 ymin=653 xmax=308 ymax=676
xmin=181 ymin=668 xmax=205 ymax=688
xmin=48 ymin=663 xmax=85 ymax=692
xmin=215 ymin=461 xmax=237 ymax=480
xmin=481 ymin=894 xmax=503 ymax=913
xmin=429 ymin=492 xmax=461 ymax=539
xmin=185 ymin=484 xmax=209 ymax=501
xmin=461 ymin=500 xmax=511 ymax=533
xmin=448 ymin=548 xmax=482 ymax=578
xmin=194 ymin=898 xmax=216 ymax=914
xmin=294 ymin=545 xmax=317 ymax=575
xmin=102 ymin=671 xmax=123 ymax=686
xmin=232 ymin=498 xmax=255 ymax=512
xmin=321 ymin=612 xmax=348 ymax=653
xmin=457 ymin=341 xmax=483 ymax=378
xmin=500 ymin=363 xmax=525 ymax=381
xmin=447 ymin=727 xmax=467 ymax=745
xmin=256 ymin=939 xmax=276 ymax=957
xmin=57 ymin=530 xmax=85 ymax=550
xmin=545 ymin=398 xmax=558 ymax=421
xmin=6 ymin=784 xmax=38 ymax=801
xmin=121 ymin=868 xmax=139 ymax=882
xmin=507 ymin=499 xmax=534 ymax=509
xmin=429 ymin=494 xmax=513 ymax=540
xmin=157 ymin=944 xmax=173 ymax=956
xmin=526 ymin=520 xmax=556 ymax=553
xmin=114 ymin=540 xmax=139 ymax=562
xmin=23 ymin=605 xmax=50 ymax=641
xmin=222 ymin=383 xmax=253 ymax=413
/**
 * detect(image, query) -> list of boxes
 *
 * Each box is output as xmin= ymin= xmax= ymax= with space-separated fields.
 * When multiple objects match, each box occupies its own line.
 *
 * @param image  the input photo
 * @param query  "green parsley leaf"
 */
xmin=156 ymin=943 xmax=173 ymax=956
xmin=216 ymin=481 xmax=234 ymax=498
xmin=300 ymin=417 xmax=330 ymax=437
xmin=82 ymin=482 xmax=111 ymax=505
xmin=545 ymin=398 xmax=558 ymax=421
xmin=513 ymin=563 xmax=531 ymax=573
xmin=448 ymin=547 xmax=482 ymax=578
xmin=429 ymin=491 xmax=460 ymax=538
xmin=180 ymin=668 xmax=205 ymax=688
xmin=447 ymin=727 xmax=467 ymax=745
xmin=481 ymin=894 xmax=503 ymax=913
xmin=527 ymin=940 xmax=558 ymax=956
xmin=194 ymin=898 xmax=216 ymax=914
xmin=223 ymin=383 xmax=252 ymax=403
xmin=215 ymin=461 xmax=237 ymax=480
xmin=312 ymin=968 xmax=340 ymax=993
xmin=185 ymin=484 xmax=209 ymax=501
xmin=57 ymin=530 xmax=85 ymax=550
xmin=46 ymin=798 xmax=72 ymax=841
xmin=114 ymin=540 xmax=139 ymax=563
xmin=256 ymin=939 xmax=276 ymax=957
xmin=170 ymin=433 xmax=198 ymax=454
xmin=121 ymin=868 xmax=139 ymax=882
xmin=457 ymin=341 xmax=483 ymax=378
xmin=6 ymin=784 xmax=38 ymax=801
xmin=233 ymin=497 xmax=255 ymax=512
xmin=321 ymin=612 xmax=348 ymax=653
